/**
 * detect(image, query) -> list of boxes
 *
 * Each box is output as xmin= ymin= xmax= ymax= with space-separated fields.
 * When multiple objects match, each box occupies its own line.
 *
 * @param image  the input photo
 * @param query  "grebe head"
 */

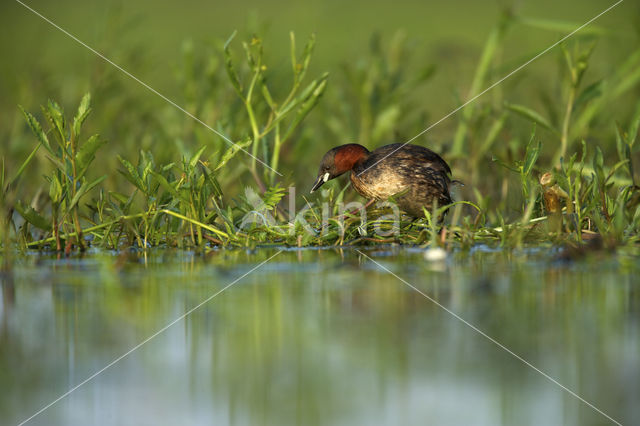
xmin=310 ymin=144 xmax=369 ymax=193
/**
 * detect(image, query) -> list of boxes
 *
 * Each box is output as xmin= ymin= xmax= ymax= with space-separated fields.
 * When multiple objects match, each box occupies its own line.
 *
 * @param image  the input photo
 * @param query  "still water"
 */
xmin=1 ymin=247 xmax=638 ymax=425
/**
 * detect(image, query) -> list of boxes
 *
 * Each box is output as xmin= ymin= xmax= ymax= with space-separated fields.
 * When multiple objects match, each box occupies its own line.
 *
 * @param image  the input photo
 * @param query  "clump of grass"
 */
xmin=2 ymin=22 xmax=640 ymax=254
xmin=18 ymin=94 xmax=106 ymax=252
xmin=224 ymin=31 xmax=328 ymax=189
xmin=7 ymin=33 xmax=328 ymax=251
xmin=1 ymin=135 xmax=42 ymax=265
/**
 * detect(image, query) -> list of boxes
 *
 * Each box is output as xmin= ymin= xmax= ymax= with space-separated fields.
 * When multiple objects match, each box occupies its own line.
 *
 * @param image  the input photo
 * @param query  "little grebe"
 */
xmin=310 ymin=143 xmax=453 ymax=217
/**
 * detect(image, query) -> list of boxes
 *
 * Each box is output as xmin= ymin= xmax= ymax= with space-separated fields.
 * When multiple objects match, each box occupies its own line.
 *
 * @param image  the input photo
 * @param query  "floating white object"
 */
xmin=423 ymin=247 xmax=447 ymax=261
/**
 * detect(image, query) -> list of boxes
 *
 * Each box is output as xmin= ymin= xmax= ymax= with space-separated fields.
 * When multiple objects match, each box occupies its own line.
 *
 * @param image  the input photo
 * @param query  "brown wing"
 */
xmin=354 ymin=143 xmax=452 ymax=182
xmin=352 ymin=143 xmax=453 ymax=216
xmin=373 ymin=143 xmax=451 ymax=175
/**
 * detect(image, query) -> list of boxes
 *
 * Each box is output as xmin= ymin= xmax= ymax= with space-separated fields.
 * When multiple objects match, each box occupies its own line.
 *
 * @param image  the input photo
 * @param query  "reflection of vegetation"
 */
xmin=1 ymin=6 xmax=640 ymax=254
xmin=1 ymin=250 xmax=637 ymax=424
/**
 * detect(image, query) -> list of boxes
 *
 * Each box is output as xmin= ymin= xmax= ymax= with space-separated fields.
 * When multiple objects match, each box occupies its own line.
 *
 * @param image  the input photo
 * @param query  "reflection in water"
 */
xmin=0 ymin=248 xmax=638 ymax=425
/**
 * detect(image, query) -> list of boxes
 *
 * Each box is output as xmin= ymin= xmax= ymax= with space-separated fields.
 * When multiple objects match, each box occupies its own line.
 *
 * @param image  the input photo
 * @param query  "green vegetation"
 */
xmin=2 ymin=6 xmax=640 ymax=254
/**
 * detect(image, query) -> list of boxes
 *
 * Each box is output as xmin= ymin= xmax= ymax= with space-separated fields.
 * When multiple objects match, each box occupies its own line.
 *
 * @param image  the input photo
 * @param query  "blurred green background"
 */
xmin=2 ymin=0 xmax=640 ymax=222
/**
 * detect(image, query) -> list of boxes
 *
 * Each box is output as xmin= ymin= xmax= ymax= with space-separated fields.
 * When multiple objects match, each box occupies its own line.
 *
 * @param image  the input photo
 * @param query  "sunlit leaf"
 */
xmin=118 ymin=155 xmax=145 ymax=192
xmin=19 ymin=106 xmax=51 ymax=152
xmin=73 ymin=93 xmax=91 ymax=137
xmin=506 ymin=103 xmax=558 ymax=134
xmin=189 ymin=145 xmax=207 ymax=170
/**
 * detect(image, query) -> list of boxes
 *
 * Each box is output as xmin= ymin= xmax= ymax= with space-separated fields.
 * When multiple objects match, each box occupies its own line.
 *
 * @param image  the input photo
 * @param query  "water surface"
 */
xmin=1 ymin=247 xmax=638 ymax=425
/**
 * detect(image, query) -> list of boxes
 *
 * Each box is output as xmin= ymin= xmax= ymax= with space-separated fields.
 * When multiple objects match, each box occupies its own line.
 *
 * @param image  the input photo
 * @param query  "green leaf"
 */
xmin=109 ymin=190 xmax=130 ymax=205
xmin=282 ymin=73 xmax=328 ymax=141
xmin=479 ymin=112 xmax=507 ymax=156
xmin=260 ymin=84 xmax=277 ymax=111
xmin=628 ymin=99 xmax=640 ymax=148
xmin=223 ymin=31 xmax=244 ymax=98
xmin=44 ymin=100 xmax=66 ymax=146
xmin=48 ymin=174 xmax=63 ymax=203
xmin=8 ymin=141 xmax=41 ymax=189
xmin=242 ymin=38 xmax=260 ymax=71
xmin=613 ymin=53 xmax=640 ymax=98
xmin=44 ymin=153 xmax=66 ymax=173
xmin=68 ymin=175 xmax=107 ymax=210
xmin=413 ymin=64 xmax=437 ymax=85
xmin=519 ymin=17 xmax=607 ymax=36
xmin=289 ymin=31 xmax=297 ymax=75
xmin=573 ymin=80 xmax=603 ymax=111
xmin=372 ymin=105 xmax=400 ymax=142
xmin=452 ymin=16 xmax=510 ymax=155
xmin=523 ymin=127 xmax=541 ymax=177
xmin=14 ymin=201 xmax=50 ymax=231
xmin=574 ymin=49 xmax=640 ymax=133
xmin=523 ymin=140 xmax=541 ymax=177
xmin=109 ymin=189 xmax=136 ymax=214
xmin=73 ymin=93 xmax=91 ymax=137
xmin=261 ymin=184 xmax=286 ymax=209
xmin=214 ymin=138 xmax=252 ymax=171
xmin=605 ymin=159 xmax=630 ymax=186
xmin=189 ymin=145 xmax=207 ymax=170
xmin=506 ymin=103 xmax=558 ymax=134
xmin=19 ymin=106 xmax=51 ymax=152
xmin=626 ymin=144 xmax=635 ymax=185
xmin=491 ymin=156 xmax=519 ymax=173
xmin=574 ymin=43 xmax=596 ymax=87
xmin=117 ymin=155 xmax=145 ymax=191
xmin=77 ymin=134 xmax=107 ymax=178
xmin=296 ymin=33 xmax=316 ymax=82
xmin=593 ymin=146 xmax=604 ymax=183
xmin=151 ymin=171 xmax=187 ymax=202
xmin=615 ymin=124 xmax=626 ymax=163
xmin=200 ymin=162 xmax=223 ymax=199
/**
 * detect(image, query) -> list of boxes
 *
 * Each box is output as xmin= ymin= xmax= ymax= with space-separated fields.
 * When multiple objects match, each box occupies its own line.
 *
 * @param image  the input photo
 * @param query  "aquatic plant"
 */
xmin=1 ymin=21 xmax=639 ymax=254
xmin=18 ymin=94 xmax=106 ymax=252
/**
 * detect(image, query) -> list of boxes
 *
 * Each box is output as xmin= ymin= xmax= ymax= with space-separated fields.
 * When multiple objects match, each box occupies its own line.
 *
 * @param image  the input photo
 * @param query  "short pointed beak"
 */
xmin=310 ymin=175 xmax=325 ymax=193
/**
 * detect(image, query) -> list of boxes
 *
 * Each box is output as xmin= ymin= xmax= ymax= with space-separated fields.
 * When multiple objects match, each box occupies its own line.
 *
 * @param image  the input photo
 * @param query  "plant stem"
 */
xmin=29 ymin=212 xmax=147 ymax=247
xmin=51 ymin=207 xmax=61 ymax=251
xmin=69 ymin=133 xmax=84 ymax=251
xmin=270 ymin=123 xmax=282 ymax=184
xmin=558 ymin=84 xmax=577 ymax=167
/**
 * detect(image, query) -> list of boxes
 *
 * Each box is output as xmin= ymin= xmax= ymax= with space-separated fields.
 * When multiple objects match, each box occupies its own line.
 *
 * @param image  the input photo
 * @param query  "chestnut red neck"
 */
xmin=333 ymin=144 xmax=369 ymax=174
